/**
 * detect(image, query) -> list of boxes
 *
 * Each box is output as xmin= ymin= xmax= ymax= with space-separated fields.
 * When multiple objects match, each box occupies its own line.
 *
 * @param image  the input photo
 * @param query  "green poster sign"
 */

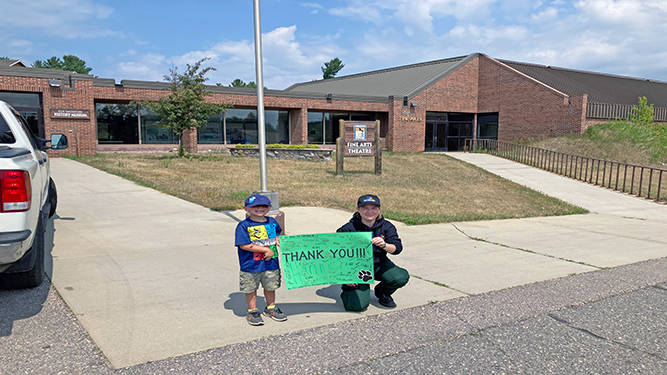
xmin=279 ymin=232 xmax=374 ymax=290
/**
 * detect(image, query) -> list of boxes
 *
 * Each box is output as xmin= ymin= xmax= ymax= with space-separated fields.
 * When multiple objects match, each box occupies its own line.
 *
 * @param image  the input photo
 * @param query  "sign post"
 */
xmin=336 ymin=120 xmax=382 ymax=175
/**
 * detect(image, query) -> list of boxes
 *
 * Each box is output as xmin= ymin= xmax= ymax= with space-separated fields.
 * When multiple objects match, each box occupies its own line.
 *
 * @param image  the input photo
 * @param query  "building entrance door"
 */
xmin=425 ymin=112 xmax=474 ymax=151
xmin=424 ymin=121 xmax=448 ymax=150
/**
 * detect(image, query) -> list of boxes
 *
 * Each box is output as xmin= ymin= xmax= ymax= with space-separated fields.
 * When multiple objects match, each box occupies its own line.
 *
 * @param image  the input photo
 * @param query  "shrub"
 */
xmin=234 ymin=143 xmax=321 ymax=149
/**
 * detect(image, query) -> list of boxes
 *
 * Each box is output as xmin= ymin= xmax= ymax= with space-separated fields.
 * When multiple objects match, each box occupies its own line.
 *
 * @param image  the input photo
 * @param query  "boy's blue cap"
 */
xmin=245 ymin=194 xmax=272 ymax=207
xmin=357 ymin=194 xmax=381 ymax=207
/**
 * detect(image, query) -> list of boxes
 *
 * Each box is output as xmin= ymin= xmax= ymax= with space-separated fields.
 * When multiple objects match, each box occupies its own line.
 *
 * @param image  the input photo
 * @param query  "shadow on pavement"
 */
xmin=0 ymin=217 xmax=56 ymax=336
xmin=224 ymin=285 xmax=359 ymax=318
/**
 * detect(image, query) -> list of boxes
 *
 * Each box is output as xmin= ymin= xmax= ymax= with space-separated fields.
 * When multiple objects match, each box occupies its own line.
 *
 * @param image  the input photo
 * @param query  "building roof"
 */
xmin=285 ymin=52 xmax=667 ymax=107
xmin=0 ymin=59 xmax=28 ymax=67
xmin=284 ymin=54 xmax=477 ymax=99
xmin=499 ymin=59 xmax=667 ymax=107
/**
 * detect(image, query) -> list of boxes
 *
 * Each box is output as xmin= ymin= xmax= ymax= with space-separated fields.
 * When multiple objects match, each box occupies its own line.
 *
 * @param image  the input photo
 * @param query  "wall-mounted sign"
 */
xmin=399 ymin=116 xmax=423 ymax=122
xmin=50 ymin=109 xmax=90 ymax=119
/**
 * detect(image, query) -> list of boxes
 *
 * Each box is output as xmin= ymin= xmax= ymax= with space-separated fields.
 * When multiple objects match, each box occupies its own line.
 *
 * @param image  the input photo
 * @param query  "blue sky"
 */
xmin=1 ymin=0 xmax=666 ymax=89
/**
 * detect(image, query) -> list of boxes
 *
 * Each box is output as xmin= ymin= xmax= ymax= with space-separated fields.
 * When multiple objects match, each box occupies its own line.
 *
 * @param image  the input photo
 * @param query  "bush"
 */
xmin=234 ymin=143 xmax=320 ymax=149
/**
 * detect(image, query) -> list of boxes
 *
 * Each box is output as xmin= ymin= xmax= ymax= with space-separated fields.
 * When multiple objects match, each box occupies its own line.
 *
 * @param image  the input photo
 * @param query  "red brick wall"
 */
xmin=1 ymin=57 xmax=591 ymax=155
xmin=289 ymin=107 xmax=307 ymax=144
xmin=0 ymin=75 xmax=97 ymax=157
xmin=478 ymin=55 xmax=586 ymax=141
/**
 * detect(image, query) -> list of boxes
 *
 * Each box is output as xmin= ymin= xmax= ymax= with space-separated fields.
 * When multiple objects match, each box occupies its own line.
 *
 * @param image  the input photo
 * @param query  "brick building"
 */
xmin=1 ymin=53 xmax=665 ymax=156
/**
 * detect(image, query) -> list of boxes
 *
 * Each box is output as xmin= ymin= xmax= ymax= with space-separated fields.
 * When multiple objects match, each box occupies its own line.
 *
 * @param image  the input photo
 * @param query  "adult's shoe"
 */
xmin=377 ymin=293 xmax=396 ymax=308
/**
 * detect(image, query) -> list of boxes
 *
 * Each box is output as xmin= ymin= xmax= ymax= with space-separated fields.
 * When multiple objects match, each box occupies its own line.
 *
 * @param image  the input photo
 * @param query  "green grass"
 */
xmin=66 ymin=152 xmax=587 ymax=224
xmin=533 ymin=120 xmax=667 ymax=168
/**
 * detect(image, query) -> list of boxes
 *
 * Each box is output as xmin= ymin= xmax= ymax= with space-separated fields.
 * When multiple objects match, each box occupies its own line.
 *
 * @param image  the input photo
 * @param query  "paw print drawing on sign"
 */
xmin=357 ymin=269 xmax=372 ymax=282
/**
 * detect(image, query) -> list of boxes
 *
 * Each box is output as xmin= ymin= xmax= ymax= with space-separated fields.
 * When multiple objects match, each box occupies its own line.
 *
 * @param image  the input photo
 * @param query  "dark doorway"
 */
xmin=425 ymin=112 xmax=474 ymax=151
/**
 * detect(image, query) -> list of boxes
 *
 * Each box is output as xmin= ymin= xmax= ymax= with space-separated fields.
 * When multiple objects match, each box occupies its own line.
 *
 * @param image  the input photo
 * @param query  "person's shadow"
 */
xmin=224 ymin=285 xmax=368 ymax=317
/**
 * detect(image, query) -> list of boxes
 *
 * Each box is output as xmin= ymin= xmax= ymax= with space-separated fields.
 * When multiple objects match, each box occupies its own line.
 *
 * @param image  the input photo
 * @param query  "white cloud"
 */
xmin=574 ymin=0 xmax=667 ymax=28
xmin=531 ymin=7 xmax=559 ymax=23
xmin=0 ymin=0 xmax=119 ymax=39
xmin=322 ymin=0 xmax=667 ymax=81
xmin=113 ymin=53 xmax=166 ymax=82
xmin=448 ymin=24 xmax=531 ymax=46
xmin=110 ymin=25 xmax=345 ymax=89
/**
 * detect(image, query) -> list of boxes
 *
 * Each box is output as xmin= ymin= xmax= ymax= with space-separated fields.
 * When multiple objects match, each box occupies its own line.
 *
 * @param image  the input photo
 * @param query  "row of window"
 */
xmin=96 ymin=104 xmax=290 ymax=145
xmin=0 ymin=92 xmax=499 ymax=149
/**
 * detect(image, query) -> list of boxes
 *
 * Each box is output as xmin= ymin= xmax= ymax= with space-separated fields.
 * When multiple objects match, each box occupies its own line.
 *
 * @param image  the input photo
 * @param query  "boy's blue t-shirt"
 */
xmin=235 ymin=216 xmax=282 ymax=273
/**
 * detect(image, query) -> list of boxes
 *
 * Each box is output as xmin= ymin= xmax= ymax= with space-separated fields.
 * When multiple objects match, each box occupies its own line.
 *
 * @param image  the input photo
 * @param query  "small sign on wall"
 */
xmin=50 ymin=109 xmax=91 ymax=119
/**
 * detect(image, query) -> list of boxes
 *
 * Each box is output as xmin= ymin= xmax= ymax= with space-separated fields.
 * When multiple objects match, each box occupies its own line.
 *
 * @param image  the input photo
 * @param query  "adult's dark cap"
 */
xmin=357 ymin=194 xmax=381 ymax=207
xmin=245 ymin=194 xmax=272 ymax=207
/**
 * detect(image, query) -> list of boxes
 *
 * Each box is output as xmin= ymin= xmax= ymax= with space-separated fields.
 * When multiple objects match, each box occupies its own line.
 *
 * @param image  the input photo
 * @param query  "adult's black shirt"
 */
xmin=336 ymin=212 xmax=403 ymax=264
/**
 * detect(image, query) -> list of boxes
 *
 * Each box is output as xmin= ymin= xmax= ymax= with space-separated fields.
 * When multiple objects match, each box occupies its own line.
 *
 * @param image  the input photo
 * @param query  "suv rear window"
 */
xmin=0 ymin=113 xmax=17 ymax=144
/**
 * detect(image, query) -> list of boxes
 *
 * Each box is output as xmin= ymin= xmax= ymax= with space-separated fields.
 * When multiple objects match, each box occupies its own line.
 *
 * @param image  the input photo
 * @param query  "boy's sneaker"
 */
xmin=263 ymin=306 xmax=288 ymax=322
xmin=247 ymin=309 xmax=264 ymax=326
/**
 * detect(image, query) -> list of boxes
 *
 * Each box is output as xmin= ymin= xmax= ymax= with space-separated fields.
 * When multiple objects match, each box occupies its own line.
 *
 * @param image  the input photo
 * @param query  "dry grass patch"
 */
xmin=71 ymin=152 xmax=586 ymax=224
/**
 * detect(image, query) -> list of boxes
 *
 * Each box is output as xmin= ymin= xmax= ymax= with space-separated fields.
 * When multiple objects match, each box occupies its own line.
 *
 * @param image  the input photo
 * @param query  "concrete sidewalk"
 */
xmin=48 ymin=155 xmax=667 ymax=369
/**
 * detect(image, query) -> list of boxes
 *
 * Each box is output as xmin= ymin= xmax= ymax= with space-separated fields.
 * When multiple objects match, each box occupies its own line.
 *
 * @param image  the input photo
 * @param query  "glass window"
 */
xmin=96 ymin=103 xmax=138 ymax=144
xmin=198 ymin=114 xmax=224 ymax=144
xmin=0 ymin=92 xmax=41 ymax=108
xmin=329 ymin=114 xmax=347 ymax=144
xmin=478 ymin=123 xmax=498 ymax=138
xmin=308 ymin=112 xmax=324 ymax=144
xmin=426 ymin=112 xmax=447 ymax=122
xmin=0 ymin=111 xmax=17 ymax=144
xmin=0 ymin=92 xmax=42 ymax=136
xmin=226 ymin=109 xmax=258 ymax=144
xmin=309 ymin=112 xmax=378 ymax=144
xmin=140 ymin=107 xmax=177 ymax=144
xmin=265 ymin=111 xmax=289 ymax=144
xmin=350 ymin=113 xmax=372 ymax=121
xmin=478 ymin=113 xmax=499 ymax=140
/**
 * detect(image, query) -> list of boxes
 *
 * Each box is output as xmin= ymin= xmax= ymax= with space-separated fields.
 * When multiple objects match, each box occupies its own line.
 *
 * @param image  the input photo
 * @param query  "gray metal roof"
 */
xmin=499 ymin=59 xmax=667 ymax=107
xmin=284 ymin=55 xmax=475 ymax=99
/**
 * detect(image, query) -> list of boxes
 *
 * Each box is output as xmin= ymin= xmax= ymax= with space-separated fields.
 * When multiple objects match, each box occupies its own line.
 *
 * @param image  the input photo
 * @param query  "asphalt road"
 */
xmin=2 ymin=256 xmax=666 ymax=374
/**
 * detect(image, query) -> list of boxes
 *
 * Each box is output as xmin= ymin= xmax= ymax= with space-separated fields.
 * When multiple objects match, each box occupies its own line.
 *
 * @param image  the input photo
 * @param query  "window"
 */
xmin=96 ymin=103 xmax=138 ymax=144
xmin=477 ymin=113 xmax=499 ymax=140
xmin=140 ymin=107 xmax=176 ymax=144
xmin=0 ymin=111 xmax=16 ymax=144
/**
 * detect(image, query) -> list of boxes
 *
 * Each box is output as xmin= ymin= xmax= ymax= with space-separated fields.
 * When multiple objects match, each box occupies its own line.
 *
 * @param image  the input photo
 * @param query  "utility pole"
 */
xmin=252 ymin=0 xmax=284 ymax=229
xmin=253 ymin=0 xmax=267 ymax=192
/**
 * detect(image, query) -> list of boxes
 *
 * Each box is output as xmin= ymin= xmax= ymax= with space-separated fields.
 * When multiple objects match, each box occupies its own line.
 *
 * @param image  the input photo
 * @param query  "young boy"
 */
xmin=235 ymin=194 xmax=288 ymax=326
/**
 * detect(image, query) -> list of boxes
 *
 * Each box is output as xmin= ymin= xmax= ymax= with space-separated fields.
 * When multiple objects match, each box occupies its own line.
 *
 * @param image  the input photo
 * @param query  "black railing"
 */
xmin=465 ymin=139 xmax=667 ymax=204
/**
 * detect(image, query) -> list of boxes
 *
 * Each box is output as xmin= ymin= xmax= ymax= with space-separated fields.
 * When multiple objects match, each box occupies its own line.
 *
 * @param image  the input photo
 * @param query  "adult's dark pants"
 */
xmin=340 ymin=259 xmax=410 ymax=311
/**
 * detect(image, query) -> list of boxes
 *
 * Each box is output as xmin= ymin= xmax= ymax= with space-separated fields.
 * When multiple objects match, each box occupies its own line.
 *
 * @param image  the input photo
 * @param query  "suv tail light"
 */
xmin=1 ymin=170 xmax=32 ymax=212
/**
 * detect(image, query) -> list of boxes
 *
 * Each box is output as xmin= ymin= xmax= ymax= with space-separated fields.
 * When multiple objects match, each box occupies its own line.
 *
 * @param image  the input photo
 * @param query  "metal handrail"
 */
xmin=465 ymin=139 xmax=667 ymax=204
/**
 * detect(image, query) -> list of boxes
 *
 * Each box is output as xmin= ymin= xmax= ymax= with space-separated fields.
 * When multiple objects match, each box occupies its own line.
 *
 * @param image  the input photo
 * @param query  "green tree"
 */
xmin=32 ymin=54 xmax=93 ymax=74
xmin=230 ymin=79 xmax=258 ymax=88
xmin=132 ymin=57 xmax=230 ymax=151
xmin=322 ymin=57 xmax=345 ymax=79
xmin=0 ymin=57 xmax=10 ymax=60
xmin=230 ymin=78 xmax=246 ymax=87
xmin=630 ymin=96 xmax=654 ymax=126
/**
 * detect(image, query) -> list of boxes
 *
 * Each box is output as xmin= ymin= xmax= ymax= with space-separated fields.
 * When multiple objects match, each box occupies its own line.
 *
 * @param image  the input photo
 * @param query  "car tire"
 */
xmin=48 ymin=178 xmax=57 ymax=218
xmin=0 ymin=216 xmax=45 ymax=289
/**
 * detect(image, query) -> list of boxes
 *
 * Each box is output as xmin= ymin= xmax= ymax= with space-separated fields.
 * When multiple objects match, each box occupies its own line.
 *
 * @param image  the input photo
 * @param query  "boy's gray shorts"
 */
xmin=239 ymin=269 xmax=282 ymax=293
